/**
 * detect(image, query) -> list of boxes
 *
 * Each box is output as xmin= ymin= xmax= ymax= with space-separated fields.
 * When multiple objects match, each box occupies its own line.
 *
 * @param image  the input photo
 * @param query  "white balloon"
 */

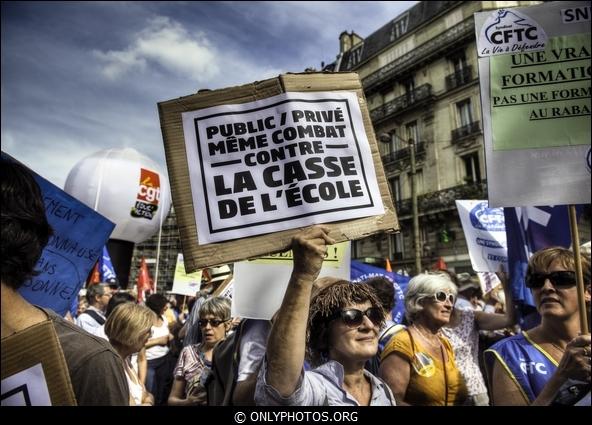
xmin=64 ymin=148 xmax=172 ymax=243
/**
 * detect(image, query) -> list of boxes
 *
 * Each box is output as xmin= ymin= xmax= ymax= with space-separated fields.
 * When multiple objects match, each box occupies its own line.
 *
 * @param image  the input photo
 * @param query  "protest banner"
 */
xmin=474 ymin=1 xmax=591 ymax=207
xmin=1 ymin=152 xmax=115 ymax=316
xmin=232 ymin=241 xmax=351 ymax=320
xmin=350 ymin=260 xmax=410 ymax=324
xmin=455 ymin=200 xmax=507 ymax=272
xmin=158 ymin=72 xmax=399 ymax=271
xmin=170 ymin=253 xmax=203 ymax=297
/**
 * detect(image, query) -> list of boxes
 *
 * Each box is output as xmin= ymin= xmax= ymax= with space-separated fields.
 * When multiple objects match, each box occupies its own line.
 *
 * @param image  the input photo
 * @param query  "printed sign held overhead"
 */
xmin=159 ymin=72 xmax=399 ymax=271
xmin=456 ymin=200 xmax=508 ymax=273
xmin=170 ymin=253 xmax=203 ymax=296
xmin=182 ymin=91 xmax=384 ymax=245
xmin=474 ymin=1 xmax=591 ymax=207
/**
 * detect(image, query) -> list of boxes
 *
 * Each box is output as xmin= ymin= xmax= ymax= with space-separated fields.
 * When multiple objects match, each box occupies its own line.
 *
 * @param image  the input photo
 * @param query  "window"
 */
xmin=389 ymin=176 xmax=402 ymax=205
xmin=452 ymin=53 xmax=467 ymax=73
xmin=403 ymin=78 xmax=416 ymax=103
xmin=415 ymin=169 xmax=424 ymax=195
xmin=406 ymin=121 xmax=419 ymax=144
xmin=408 ymin=169 xmax=424 ymax=195
xmin=391 ymin=130 xmax=404 ymax=152
xmin=390 ymin=13 xmax=410 ymax=41
xmin=462 ymin=152 xmax=481 ymax=183
xmin=390 ymin=232 xmax=405 ymax=260
xmin=456 ymin=99 xmax=473 ymax=127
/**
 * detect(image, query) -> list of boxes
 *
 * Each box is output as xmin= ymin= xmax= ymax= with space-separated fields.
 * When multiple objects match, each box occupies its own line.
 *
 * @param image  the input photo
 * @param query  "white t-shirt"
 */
xmin=237 ymin=320 xmax=270 ymax=381
xmin=146 ymin=316 xmax=170 ymax=361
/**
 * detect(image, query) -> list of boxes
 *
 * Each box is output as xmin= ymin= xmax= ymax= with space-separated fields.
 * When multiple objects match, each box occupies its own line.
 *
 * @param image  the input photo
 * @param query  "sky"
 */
xmin=1 ymin=1 xmax=417 ymax=188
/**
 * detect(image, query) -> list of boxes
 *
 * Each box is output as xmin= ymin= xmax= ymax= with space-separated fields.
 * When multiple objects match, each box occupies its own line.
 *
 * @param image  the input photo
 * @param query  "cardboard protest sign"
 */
xmin=474 ymin=1 xmax=591 ymax=207
xmin=232 ymin=241 xmax=350 ymax=320
xmin=170 ymin=253 xmax=203 ymax=296
xmin=1 ymin=320 xmax=76 ymax=406
xmin=1 ymin=152 xmax=115 ymax=316
xmin=212 ymin=276 xmax=234 ymax=300
xmin=476 ymin=271 xmax=502 ymax=295
xmin=181 ymin=91 xmax=384 ymax=244
xmin=158 ymin=72 xmax=399 ymax=271
xmin=456 ymin=200 xmax=507 ymax=272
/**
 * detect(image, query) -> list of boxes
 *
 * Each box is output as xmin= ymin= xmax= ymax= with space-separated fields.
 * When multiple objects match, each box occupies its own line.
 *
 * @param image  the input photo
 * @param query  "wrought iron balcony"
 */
xmin=363 ymin=18 xmax=475 ymax=94
xmin=381 ymin=141 xmax=426 ymax=166
xmin=370 ymin=84 xmax=433 ymax=123
xmin=451 ymin=121 xmax=481 ymax=144
xmin=445 ymin=66 xmax=473 ymax=91
xmin=395 ymin=181 xmax=487 ymax=217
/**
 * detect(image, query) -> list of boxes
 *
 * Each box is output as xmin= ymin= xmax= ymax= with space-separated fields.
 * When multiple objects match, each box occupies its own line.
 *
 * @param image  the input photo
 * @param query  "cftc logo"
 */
xmin=478 ymin=9 xmax=547 ymax=57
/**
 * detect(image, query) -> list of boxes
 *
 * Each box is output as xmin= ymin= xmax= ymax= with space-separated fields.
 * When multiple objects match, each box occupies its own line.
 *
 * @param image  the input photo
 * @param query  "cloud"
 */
xmin=94 ymin=16 xmax=219 ymax=82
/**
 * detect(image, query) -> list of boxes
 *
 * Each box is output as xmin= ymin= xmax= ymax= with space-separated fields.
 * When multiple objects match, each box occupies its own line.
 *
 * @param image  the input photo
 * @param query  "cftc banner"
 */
xmin=474 ymin=1 xmax=591 ymax=207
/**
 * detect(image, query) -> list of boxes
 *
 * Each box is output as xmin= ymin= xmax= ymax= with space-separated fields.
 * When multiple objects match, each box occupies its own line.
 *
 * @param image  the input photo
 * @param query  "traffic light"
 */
xmin=440 ymin=229 xmax=456 ymax=243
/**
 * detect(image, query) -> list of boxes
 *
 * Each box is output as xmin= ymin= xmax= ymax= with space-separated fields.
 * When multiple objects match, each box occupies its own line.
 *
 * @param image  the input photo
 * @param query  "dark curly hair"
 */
xmin=306 ymin=281 xmax=384 ymax=367
xmin=1 ymin=158 xmax=53 ymax=289
xmin=146 ymin=293 xmax=169 ymax=316
xmin=364 ymin=276 xmax=395 ymax=312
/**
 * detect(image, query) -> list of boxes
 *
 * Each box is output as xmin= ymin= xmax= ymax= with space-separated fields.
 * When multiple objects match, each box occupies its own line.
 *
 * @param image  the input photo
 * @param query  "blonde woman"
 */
xmin=105 ymin=303 xmax=157 ymax=406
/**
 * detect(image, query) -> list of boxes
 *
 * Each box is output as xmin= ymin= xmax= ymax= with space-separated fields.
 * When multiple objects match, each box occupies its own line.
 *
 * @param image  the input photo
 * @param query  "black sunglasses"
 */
xmin=526 ymin=271 xmax=576 ymax=289
xmin=198 ymin=318 xmax=229 ymax=327
xmin=329 ymin=307 xmax=383 ymax=328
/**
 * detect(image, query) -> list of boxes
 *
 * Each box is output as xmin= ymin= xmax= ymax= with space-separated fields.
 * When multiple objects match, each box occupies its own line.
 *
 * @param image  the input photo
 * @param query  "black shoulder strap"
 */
xmin=82 ymin=309 xmax=106 ymax=325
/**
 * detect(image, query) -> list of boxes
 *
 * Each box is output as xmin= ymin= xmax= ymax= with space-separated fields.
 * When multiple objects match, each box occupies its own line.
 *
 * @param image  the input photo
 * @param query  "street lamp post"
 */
xmin=408 ymin=138 xmax=422 ymax=274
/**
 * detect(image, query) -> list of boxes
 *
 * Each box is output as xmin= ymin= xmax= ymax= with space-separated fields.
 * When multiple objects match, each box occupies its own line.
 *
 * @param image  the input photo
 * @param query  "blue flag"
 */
xmin=2 ymin=152 xmax=115 ymax=316
xmin=504 ymin=205 xmax=582 ymax=328
xmin=99 ymin=245 xmax=117 ymax=284
xmin=350 ymin=260 xmax=410 ymax=324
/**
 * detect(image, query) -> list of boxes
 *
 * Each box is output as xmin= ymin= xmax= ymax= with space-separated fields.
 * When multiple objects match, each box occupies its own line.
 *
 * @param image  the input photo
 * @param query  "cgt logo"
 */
xmin=478 ymin=9 xmax=547 ymax=57
xmin=137 ymin=169 xmax=161 ymax=204
xmin=131 ymin=168 xmax=160 ymax=220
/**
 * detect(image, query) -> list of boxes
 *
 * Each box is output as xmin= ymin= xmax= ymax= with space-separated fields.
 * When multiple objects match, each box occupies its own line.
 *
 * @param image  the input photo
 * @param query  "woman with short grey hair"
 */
xmin=168 ymin=296 xmax=232 ymax=405
xmin=379 ymin=273 xmax=467 ymax=405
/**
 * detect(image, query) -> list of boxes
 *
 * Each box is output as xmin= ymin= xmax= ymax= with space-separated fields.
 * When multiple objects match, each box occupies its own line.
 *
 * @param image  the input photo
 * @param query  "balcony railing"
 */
xmin=395 ymin=181 xmax=487 ymax=216
xmin=445 ymin=66 xmax=473 ymax=91
xmin=363 ymin=18 xmax=475 ymax=94
xmin=451 ymin=121 xmax=481 ymax=143
xmin=381 ymin=141 xmax=426 ymax=165
xmin=370 ymin=84 xmax=433 ymax=122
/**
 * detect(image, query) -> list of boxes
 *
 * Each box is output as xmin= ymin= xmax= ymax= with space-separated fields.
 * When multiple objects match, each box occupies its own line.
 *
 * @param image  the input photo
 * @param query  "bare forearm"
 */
xmin=531 ymin=371 xmax=567 ymax=406
xmin=266 ymin=272 xmax=314 ymax=396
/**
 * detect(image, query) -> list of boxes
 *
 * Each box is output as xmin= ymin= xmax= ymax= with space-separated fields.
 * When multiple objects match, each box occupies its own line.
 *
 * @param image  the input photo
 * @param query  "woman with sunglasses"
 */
xmin=255 ymin=226 xmax=396 ymax=406
xmin=168 ymin=296 xmax=232 ymax=406
xmin=379 ymin=273 xmax=468 ymax=405
xmin=484 ymin=247 xmax=591 ymax=405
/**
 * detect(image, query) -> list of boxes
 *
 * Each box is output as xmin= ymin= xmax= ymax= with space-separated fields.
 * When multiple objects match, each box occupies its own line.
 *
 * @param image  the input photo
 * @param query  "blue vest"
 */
xmin=484 ymin=331 xmax=558 ymax=403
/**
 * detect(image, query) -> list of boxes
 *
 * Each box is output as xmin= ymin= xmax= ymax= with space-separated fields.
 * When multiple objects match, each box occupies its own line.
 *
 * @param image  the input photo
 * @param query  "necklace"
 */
xmin=412 ymin=325 xmax=442 ymax=351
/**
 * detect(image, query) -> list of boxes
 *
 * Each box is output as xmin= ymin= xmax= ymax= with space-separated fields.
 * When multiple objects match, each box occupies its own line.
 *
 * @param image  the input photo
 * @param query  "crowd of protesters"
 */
xmin=1 ymin=158 xmax=590 ymax=406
